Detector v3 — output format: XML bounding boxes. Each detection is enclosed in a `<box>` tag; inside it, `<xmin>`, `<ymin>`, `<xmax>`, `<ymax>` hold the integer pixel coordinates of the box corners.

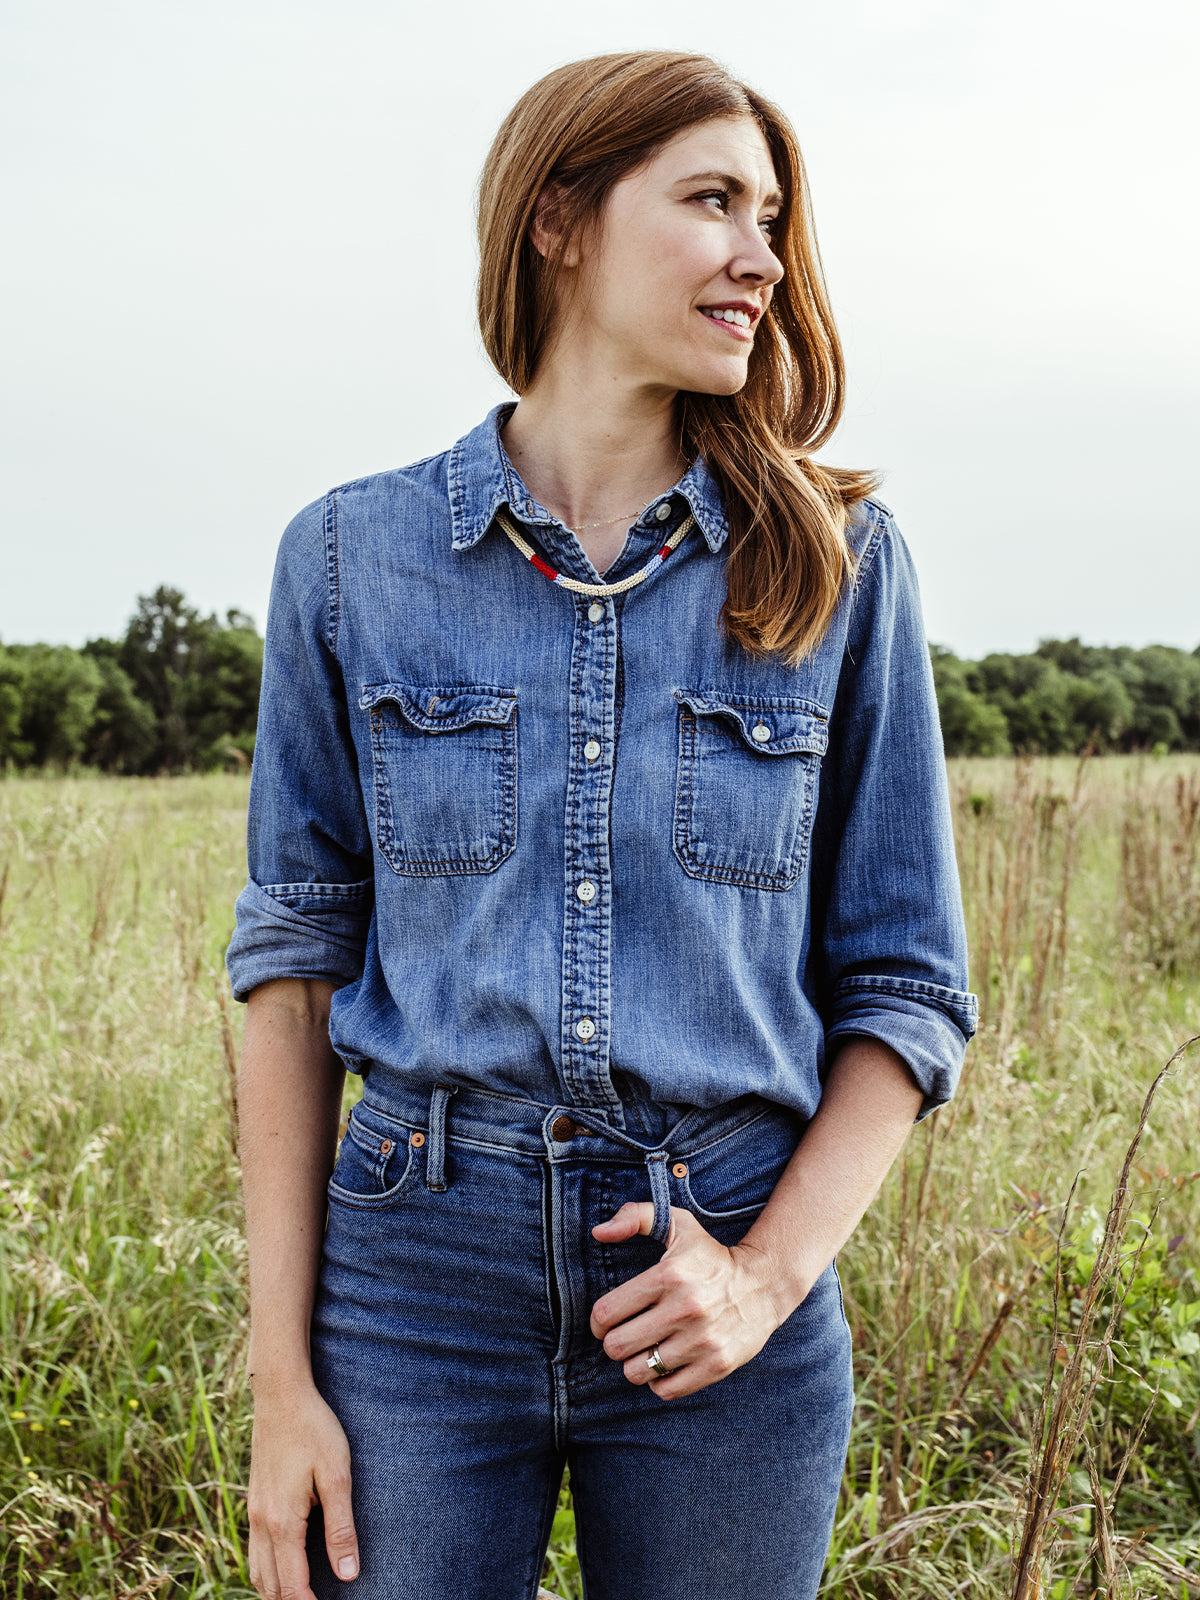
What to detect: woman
<box><xmin>227</xmin><ymin>50</ymin><xmax>976</xmax><ymax>1600</ymax></box>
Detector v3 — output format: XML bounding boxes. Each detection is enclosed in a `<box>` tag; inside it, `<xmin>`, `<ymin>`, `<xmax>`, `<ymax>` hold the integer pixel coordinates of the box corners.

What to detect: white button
<box><xmin>655</xmin><ymin>501</ymin><xmax>671</xmax><ymax>522</ymax></box>
<box><xmin>583</xmin><ymin>738</ymin><xmax>601</xmax><ymax>762</ymax></box>
<box><xmin>751</xmin><ymin>722</ymin><xmax>771</xmax><ymax>743</ymax></box>
<box><xmin>575</xmin><ymin>1016</ymin><xmax>596</xmax><ymax>1041</ymax></box>
<box><xmin>576</xmin><ymin>879</ymin><xmax>597</xmax><ymax>904</ymax></box>
<box><xmin>588</xmin><ymin>602</ymin><xmax>605</xmax><ymax>622</ymax></box>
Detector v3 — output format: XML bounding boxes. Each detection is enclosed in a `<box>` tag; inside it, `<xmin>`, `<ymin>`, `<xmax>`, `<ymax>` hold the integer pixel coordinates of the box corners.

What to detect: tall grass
<box><xmin>1</xmin><ymin>760</ymin><xmax>1198</xmax><ymax>1597</ymax></box>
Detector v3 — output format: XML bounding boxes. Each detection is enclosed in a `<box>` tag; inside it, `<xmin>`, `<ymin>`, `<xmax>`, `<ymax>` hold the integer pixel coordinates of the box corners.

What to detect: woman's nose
<box><xmin>733</xmin><ymin>228</ymin><xmax>784</xmax><ymax>287</ymax></box>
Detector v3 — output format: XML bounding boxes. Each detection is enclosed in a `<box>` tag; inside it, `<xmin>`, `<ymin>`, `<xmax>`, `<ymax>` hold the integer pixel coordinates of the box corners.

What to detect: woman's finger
<box><xmin>600</xmin><ymin>1304</ymin><xmax>677</xmax><ymax>1363</ymax></box>
<box><xmin>624</xmin><ymin>1336</ymin><xmax>690</xmax><ymax>1387</ymax></box>
<box><xmin>248</xmin><ymin>1531</ymin><xmax>280</xmax><ymax>1600</ymax></box>
<box><xmin>590</xmin><ymin>1200</ymin><xmax>657</xmax><ymax>1241</ymax></box>
<box><xmin>315</xmin><ymin>1457</ymin><xmax>360</xmax><ymax>1583</ymax></box>
<box><xmin>269</xmin><ymin>1507</ymin><xmax>318</xmax><ymax>1600</ymax></box>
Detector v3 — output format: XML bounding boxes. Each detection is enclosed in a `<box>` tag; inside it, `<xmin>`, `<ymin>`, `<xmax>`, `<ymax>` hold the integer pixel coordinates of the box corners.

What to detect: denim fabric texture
<box><xmin>305</xmin><ymin>1081</ymin><xmax>855</xmax><ymax>1600</ymax></box>
<box><xmin>226</xmin><ymin>402</ymin><xmax>977</xmax><ymax>1124</ymax></box>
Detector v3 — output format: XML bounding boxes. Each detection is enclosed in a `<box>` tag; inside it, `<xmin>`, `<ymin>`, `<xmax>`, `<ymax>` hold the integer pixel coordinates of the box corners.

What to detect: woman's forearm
<box><xmin>239</xmin><ymin>977</ymin><xmax>344</xmax><ymax>1393</ymax></box>
<box><xmin>736</xmin><ymin>1038</ymin><xmax>925</xmax><ymax>1322</ymax></box>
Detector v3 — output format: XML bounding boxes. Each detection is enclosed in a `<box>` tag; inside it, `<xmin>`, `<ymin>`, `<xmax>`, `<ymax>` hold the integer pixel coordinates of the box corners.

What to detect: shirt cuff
<box><xmin>825</xmin><ymin>975</ymin><xmax>979</xmax><ymax>1121</ymax></box>
<box><xmin>225</xmin><ymin>877</ymin><xmax>372</xmax><ymax>1002</ymax></box>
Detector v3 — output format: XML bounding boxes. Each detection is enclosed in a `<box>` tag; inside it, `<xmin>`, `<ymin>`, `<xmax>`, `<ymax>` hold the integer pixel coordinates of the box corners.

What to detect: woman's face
<box><xmin>555</xmin><ymin>116</ymin><xmax>785</xmax><ymax>398</ymax></box>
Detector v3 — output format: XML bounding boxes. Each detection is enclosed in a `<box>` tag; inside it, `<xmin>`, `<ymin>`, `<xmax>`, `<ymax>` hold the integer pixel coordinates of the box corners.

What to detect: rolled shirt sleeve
<box><xmin>225</xmin><ymin>494</ymin><xmax>374</xmax><ymax>1003</ymax></box>
<box><xmin>812</xmin><ymin>508</ymin><xmax>978</xmax><ymax>1118</ymax></box>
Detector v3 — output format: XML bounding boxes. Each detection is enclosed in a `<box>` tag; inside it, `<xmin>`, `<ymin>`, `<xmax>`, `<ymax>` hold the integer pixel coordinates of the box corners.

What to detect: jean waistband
<box><xmin>349</xmin><ymin>1082</ymin><xmax>798</xmax><ymax>1246</ymax></box>
<box><xmin>352</xmin><ymin>1081</ymin><xmax>789</xmax><ymax>1162</ymax></box>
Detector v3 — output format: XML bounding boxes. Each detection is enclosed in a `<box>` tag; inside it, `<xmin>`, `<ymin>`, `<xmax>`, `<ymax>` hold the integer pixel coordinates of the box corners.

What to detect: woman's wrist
<box><xmin>732</xmin><ymin>1233</ymin><xmax>825</xmax><ymax>1329</ymax></box>
<box><xmin>248</xmin><ymin>1358</ymin><xmax>319</xmax><ymax>1403</ymax></box>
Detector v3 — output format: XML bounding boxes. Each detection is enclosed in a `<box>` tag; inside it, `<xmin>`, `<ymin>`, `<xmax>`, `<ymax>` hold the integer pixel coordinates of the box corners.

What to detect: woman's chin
<box><xmin>681</xmin><ymin>365</ymin><xmax>751</xmax><ymax>398</ymax></box>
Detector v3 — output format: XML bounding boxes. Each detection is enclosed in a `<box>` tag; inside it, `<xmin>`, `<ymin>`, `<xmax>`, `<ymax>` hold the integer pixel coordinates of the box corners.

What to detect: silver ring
<box><xmin>646</xmin><ymin>1345</ymin><xmax>671</xmax><ymax>1379</ymax></box>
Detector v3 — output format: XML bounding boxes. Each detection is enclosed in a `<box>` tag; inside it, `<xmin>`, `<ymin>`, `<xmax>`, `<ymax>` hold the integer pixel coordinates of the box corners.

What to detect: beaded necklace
<box><xmin>495</xmin><ymin>507</ymin><xmax>695</xmax><ymax>600</ymax></box>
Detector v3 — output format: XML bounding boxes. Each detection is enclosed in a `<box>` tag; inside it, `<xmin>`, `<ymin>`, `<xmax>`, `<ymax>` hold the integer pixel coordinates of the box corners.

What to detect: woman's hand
<box><xmin>590</xmin><ymin>1042</ymin><xmax>925</xmax><ymax>1403</ymax></box>
<box><xmin>589</xmin><ymin>1204</ymin><xmax>801</xmax><ymax>1400</ymax></box>
<box><xmin>247</xmin><ymin>1379</ymin><xmax>360</xmax><ymax>1600</ymax></box>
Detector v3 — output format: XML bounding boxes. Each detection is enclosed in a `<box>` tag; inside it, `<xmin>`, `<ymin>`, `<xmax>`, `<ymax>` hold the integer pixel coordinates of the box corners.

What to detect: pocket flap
<box><xmin>360</xmin><ymin>683</ymin><xmax>518</xmax><ymax>732</ymax></box>
<box><xmin>676</xmin><ymin>690</ymin><xmax>829</xmax><ymax>756</ymax></box>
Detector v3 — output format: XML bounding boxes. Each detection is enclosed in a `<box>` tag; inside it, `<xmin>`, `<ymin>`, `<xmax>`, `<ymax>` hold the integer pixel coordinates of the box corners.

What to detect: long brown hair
<box><xmin>476</xmin><ymin>51</ymin><xmax>877</xmax><ymax>664</ymax></box>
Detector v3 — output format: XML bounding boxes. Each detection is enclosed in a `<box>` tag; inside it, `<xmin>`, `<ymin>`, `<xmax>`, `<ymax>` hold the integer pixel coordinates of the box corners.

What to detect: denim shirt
<box><xmin>226</xmin><ymin>403</ymin><xmax>977</xmax><ymax>1126</ymax></box>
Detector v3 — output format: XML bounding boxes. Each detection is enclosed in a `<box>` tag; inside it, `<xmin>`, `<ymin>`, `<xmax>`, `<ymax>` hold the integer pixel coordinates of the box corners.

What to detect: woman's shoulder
<box><xmin>328</xmin><ymin>445</ymin><xmax>456</xmax><ymax>527</ymax></box>
<box><xmin>275</xmin><ymin>445</ymin><xmax>458</xmax><ymax>567</ymax></box>
<box><xmin>845</xmin><ymin>493</ymin><xmax>898</xmax><ymax>567</ymax></box>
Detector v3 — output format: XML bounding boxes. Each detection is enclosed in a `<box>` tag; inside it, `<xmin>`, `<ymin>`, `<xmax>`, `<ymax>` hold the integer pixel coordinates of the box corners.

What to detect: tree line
<box><xmin>0</xmin><ymin>589</ymin><xmax>262</xmax><ymax>773</ymax></box>
<box><xmin>2</xmin><ymin>588</ymin><xmax>1198</xmax><ymax>771</ymax></box>
<box><xmin>933</xmin><ymin>638</ymin><xmax>1200</xmax><ymax>756</ymax></box>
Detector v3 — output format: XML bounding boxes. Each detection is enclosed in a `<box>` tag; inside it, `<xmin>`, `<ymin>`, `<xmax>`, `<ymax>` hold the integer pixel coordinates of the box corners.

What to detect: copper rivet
<box><xmin>672</xmin><ymin>1162</ymin><xmax>688</xmax><ymax>1178</ymax></box>
<box><xmin>410</xmin><ymin>1131</ymin><xmax>426</xmax><ymax>1147</ymax></box>
<box><xmin>379</xmin><ymin>1139</ymin><xmax>393</xmax><ymax>1154</ymax></box>
<box><xmin>551</xmin><ymin>1115</ymin><xmax>576</xmax><ymax>1142</ymax></box>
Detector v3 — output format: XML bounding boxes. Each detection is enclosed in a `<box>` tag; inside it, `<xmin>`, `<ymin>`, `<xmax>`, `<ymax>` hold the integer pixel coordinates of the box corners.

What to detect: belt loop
<box><xmin>645</xmin><ymin>1150</ymin><xmax>672</xmax><ymax>1245</ymax></box>
<box><xmin>426</xmin><ymin>1083</ymin><xmax>457</xmax><ymax>1193</ymax></box>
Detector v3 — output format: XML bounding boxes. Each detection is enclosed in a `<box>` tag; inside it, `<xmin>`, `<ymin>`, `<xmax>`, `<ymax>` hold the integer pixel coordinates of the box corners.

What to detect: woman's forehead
<box><xmin>638</xmin><ymin>118</ymin><xmax>782</xmax><ymax>202</ymax></box>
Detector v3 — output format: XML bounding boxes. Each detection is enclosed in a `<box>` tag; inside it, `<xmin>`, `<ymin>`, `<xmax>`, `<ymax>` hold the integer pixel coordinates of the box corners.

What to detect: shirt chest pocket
<box><xmin>360</xmin><ymin>684</ymin><xmax>518</xmax><ymax>876</ymax></box>
<box><xmin>673</xmin><ymin>690</ymin><xmax>829</xmax><ymax>891</ymax></box>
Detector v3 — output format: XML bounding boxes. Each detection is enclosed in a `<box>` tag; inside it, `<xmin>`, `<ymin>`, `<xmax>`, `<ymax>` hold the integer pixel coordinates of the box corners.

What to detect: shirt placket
<box><xmin>559</xmin><ymin>588</ymin><xmax>623</xmax><ymax>1122</ymax></box>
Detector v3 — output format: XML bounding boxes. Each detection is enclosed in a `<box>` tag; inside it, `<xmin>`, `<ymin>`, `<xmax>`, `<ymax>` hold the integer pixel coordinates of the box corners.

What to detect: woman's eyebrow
<box><xmin>675</xmin><ymin>170</ymin><xmax>784</xmax><ymax>207</ymax></box>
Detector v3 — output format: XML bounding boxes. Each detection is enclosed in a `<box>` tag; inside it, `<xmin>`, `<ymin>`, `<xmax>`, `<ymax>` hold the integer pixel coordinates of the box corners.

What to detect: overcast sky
<box><xmin>2</xmin><ymin>0</ymin><xmax>1196</xmax><ymax>657</ymax></box>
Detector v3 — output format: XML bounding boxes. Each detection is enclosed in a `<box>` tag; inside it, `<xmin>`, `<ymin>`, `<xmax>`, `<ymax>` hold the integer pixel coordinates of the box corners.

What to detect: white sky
<box><xmin>2</xmin><ymin>0</ymin><xmax>1197</xmax><ymax>657</ymax></box>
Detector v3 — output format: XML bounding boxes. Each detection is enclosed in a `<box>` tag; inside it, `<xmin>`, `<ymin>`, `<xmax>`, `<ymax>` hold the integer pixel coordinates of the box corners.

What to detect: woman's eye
<box><xmin>760</xmin><ymin>217</ymin><xmax>778</xmax><ymax>238</ymax></box>
<box><xmin>695</xmin><ymin>190</ymin><xmax>731</xmax><ymax>213</ymax></box>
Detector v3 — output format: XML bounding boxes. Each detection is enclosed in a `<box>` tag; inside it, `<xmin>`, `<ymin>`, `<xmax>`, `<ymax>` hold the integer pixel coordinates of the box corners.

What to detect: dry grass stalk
<box><xmin>951</xmin><ymin>1265</ymin><xmax>1038</xmax><ymax>1410</ymax></box>
<box><xmin>216</xmin><ymin>977</ymin><xmax>241</xmax><ymax>1157</ymax></box>
<box><xmin>1121</xmin><ymin>769</ymin><xmax>1200</xmax><ymax>976</ymax></box>
<box><xmin>1009</xmin><ymin>1033</ymin><xmax>1200</xmax><ymax>1600</ymax></box>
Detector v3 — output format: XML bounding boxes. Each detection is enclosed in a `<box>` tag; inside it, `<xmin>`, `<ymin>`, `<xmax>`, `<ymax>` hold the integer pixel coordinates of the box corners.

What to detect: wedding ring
<box><xmin>646</xmin><ymin>1345</ymin><xmax>671</xmax><ymax>1379</ymax></box>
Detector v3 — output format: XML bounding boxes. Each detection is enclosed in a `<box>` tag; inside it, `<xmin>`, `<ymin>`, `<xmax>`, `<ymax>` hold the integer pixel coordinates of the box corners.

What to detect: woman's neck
<box><xmin>501</xmin><ymin>369</ymin><xmax>687</xmax><ymax>572</ymax></box>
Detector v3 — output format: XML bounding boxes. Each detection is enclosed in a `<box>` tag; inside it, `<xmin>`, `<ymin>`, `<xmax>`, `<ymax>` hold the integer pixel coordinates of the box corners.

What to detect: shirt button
<box><xmin>575</xmin><ymin>1016</ymin><xmax>596</xmax><ymax>1042</ymax></box>
<box><xmin>584</xmin><ymin>738</ymin><xmax>601</xmax><ymax>762</ymax></box>
<box><xmin>655</xmin><ymin>501</ymin><xmax>671</xmax><ymax>521</ymax></box>
<box><xmin>588</xmin><ymin>602</ymin><xmax>605</xmax><ymax>623</ymax></box>
<box><xmin>576</xmin><ymin>879</ymin><xmax>597</xmax><ymax>904</ymax></box>
<box><xmin>751</xmin><ymin>722</ymin><xmax>771</xmax><ymax>743</ymax></box>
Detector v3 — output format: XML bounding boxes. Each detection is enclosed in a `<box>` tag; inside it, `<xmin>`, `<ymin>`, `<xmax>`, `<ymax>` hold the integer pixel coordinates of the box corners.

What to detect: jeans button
<box><xmin>551</xmin><ymin>1115</ymin><xmax>576</xmax><ymax>1142</ymax></box>
<box><xmin>672</xmin><ymin>1162</ymin><xmax>688</xmax><ymax>1178</ymax></box>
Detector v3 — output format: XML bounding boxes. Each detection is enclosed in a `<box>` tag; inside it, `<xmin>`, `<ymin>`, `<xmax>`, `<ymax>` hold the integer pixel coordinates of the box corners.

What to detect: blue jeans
<box><xmin>307</xmin><ymin>1082</ymin><xmax>854</xmax><ymax>1600</ymax></box>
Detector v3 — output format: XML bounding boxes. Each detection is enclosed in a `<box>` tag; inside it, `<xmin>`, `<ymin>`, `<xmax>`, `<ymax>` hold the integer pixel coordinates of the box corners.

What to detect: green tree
<box><xmin>0</xmin><ymin>645</ymin><xmax>27</xmax><ymax>765</ymax></box>
<box><xmin>116</xmin><ymin>588</ymin><xmax>262</xmax><ymax>771</ymax></box>
<box><xmin>79</xmin><ymin>642</ymin><xmax>159</xmax><ymax>773</ymax></box>
<box><xmin>930</xmin><ymin>646</ymin><xmax>1011</xmax><ymax>756</ymax></box>
<box><xmin>8</xmin><ymin>644</ymin><xmax>103</xmax><ymax>767</ymax></box>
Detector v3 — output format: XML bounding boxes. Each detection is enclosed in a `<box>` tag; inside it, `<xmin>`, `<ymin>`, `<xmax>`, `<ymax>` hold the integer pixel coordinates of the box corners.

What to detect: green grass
<box><xmin>1</xmin><ymin>760</ymin><xmax>1198</xmax><ymax>1597</ymax></box>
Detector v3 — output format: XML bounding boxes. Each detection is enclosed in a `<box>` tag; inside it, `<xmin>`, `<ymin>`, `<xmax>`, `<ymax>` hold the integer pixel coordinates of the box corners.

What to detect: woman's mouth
<box><xmin>698</xmin><ymin>306</ymin><xmax>754</xmax><ymax>341</ymax></box>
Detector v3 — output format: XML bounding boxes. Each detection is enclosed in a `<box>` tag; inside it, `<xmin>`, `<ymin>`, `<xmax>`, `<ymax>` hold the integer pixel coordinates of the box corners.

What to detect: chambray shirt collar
<box><xmin>447</xmin><ymin>402</ymin><xmax>730</xmax><ymax>555</ymax></box>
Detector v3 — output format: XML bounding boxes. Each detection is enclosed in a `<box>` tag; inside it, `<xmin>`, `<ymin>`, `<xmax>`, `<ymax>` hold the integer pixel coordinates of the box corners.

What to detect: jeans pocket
<box><xmin>361</xmin><ymin>683</ymin><xmax>518</xmax><ymax>876</ymax></box>
<box><xmin>673</xmin><ymin>690</ymin><xmax>828</xmax><ymax>890</ymax></box>
<box><xmin>675</xmin><ymin>1104</ymin><xmax>803</xmax><ymax>1223</ymax></box>
<box><xmin>327</xmin><ymin>1102</ymin><xmax>418</xmax><ymax>1210</ymax></box>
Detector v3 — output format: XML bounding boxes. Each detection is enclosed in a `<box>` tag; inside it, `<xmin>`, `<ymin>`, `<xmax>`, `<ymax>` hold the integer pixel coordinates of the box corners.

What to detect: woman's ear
<box><xmin>530</xmin><ymin>185</ymin><xmax>581</xmax><ymax>268</ymax></box>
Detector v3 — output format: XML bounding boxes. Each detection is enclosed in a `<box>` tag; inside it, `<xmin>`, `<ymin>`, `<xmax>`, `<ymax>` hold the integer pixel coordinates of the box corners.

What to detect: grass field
<box><xmin>2</xmin><ymin>758</ymin><xmax>1198</xmax><ymax>1597</ymax></box>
